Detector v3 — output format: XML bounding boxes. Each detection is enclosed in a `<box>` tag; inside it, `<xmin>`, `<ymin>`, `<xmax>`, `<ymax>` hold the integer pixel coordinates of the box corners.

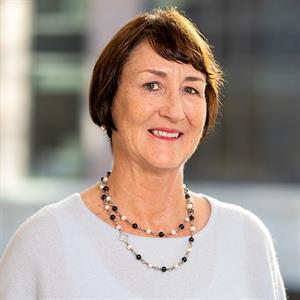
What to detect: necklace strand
<box><xmin>99</xmin><ymin>173</ymin><xmax>195</xmax><ymax>237</ymax></box>
<box><xmin>98</xmin><ymin>171</ymin><xmax>196</xmax><ymax>272</ymax></box>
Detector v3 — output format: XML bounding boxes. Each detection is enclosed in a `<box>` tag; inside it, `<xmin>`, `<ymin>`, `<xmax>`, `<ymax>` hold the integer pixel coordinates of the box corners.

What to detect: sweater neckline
<box><xmin>75</xmin><ymin>192</ymin><xmax>217</xmax><ymax>241</ymax></box>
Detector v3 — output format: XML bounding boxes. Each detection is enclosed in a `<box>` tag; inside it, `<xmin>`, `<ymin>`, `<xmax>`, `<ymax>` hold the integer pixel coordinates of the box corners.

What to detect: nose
<box><xmin>158</xmin><ymin>90</ymin><xmax>185</xmax><ymax>123</ymax></box>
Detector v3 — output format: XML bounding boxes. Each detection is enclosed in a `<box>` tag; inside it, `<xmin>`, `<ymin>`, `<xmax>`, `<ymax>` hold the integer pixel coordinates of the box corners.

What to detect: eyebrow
<box><xmin>139</xmin><ymin>69</ymin><xmax>206</xmax><ymax>83</ymax></box>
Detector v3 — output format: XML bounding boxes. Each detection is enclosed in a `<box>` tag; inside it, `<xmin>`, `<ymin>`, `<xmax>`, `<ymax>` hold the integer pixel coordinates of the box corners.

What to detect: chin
<box><xmin>144</xmin><ymin>156</ymin><xmax>185</xmax><ymax>171</ymax></box>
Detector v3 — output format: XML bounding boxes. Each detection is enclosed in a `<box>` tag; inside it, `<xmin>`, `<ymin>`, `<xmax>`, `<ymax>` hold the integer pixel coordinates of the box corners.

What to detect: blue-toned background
<box><xmin>1</xmin><ymin>0</ymin><xmax>299</xmax><ymax>297</ymax></box>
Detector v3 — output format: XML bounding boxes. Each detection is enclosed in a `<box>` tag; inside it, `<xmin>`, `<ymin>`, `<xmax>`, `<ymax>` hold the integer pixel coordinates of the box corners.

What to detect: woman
<box><xmin>0</xmin><ymin>7</ymin><xmax>287</xmax><ymax>299</ymax></box>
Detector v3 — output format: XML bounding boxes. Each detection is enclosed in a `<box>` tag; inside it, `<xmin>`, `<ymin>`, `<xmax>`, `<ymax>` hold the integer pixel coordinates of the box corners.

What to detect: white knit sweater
<box><xmin>0</xmin><ymin>193</ymin><xmax>287</xmax><ymax>299</ymax></box>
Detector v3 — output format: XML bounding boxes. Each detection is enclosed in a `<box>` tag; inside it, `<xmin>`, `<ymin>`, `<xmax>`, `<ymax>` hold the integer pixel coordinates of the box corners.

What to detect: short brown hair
<box><xmin>89</xmin><ymin>7</ymin><xmax>224</xmax><ymax>145</ymax></box>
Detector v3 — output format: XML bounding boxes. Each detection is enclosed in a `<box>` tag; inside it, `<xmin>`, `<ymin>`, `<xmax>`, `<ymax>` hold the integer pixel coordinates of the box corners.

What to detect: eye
<box><xmin>143</xmin><ymin>81</ymin><xmax>160</xmax><ymax>91</ymax></box>
<box><xmin>184</xmin><ymin>86</ymin><xmax>199</xmax><ymax>95</ymax></box>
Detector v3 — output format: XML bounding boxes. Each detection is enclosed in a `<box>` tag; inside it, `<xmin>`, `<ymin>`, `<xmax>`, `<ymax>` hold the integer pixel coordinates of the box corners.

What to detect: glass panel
<box><xmin>146</xmin><ymin>0</ymin><xmax>300</xmax><ymax>183</ymax></box>
<box><xmin>30</xmin><ymin>91</ymin><xmax>81</xmax><ymax>177</ymax></box>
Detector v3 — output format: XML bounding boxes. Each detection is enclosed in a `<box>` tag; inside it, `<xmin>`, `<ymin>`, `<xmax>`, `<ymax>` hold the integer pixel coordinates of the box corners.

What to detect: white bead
<box><xmin>121</xmin><ymin>215</ymin><xmax>127</xmax><ymax>221</ymax></box>
<box><xmin>187</xmin><ymin>247</ymin><xmax>192</xmax><ymax>252</ymax></box>
<box><xmin>146</xmin><ymin>229</ymin><xmax>151</xmax><ymax>234</ymax></box>
<box><xmin>190</xmin><ymin>226</ymin><xmax>196</xmax><ymax>232</ymax></box>
<box><xmin>174</xmin><ymin>264</ymin><xmax>179</xmax><ymax>269</ymax></box>
<box><xmin>106</xmin><ymin>196</ymin><xmax>111</xmax><ymax>201</ymax></box>
<box><xmin>102</xmin><ymin>176</ymin><xmax>108</xmax><ymax>183</ymax></box>
<box><xmin>171</xmin><ymin>230</ymin><xmax>176</xmax><ymax>235</ymax></box>
<box><xmin>185</xmin><ymin>217</ymin><xmax>190</xmax><ymax>222</ymax></box>
<box><xmin>104</xmin><ymin>205</ymin><xmax>110</xmax><ymax>210</ymax></box>
<box><xmin>189</xmin><ymin>198</ymin><xmax>194</xmax><ymax>203</ymax></box>
<box><xmin>183</xmin><ymin>184</ymin><xmax>186</xmax><ymax>189</ymax></box>
<box><xmin>116</xmin><ymin>225</ymin><xmax>121</xmax><ymax>230</ymax></box>
<box><xmin>147</xmin><ymin>263</ymin><xmax>153</xmax><ymax>268</ymax></box>
<box><xmin>187</xmin><ymin>203</ymin><xmax>193</xmax><ymax>209</ymax></box>
<box><xmin>126</xmin><ymin>244</ymin><xmax>132</xmax><ymax>250</ymax></box>
<box><xmin>99</xmin><ymin>184</ymin><xmax>105</xmax><ymax>190</ymax></box>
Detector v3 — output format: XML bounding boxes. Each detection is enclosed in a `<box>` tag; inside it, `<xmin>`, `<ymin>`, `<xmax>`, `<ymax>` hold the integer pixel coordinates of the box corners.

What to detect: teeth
<box><xmin>152</xmin><ymin>130</ymin><xmax>180</xmax><ymax>138</ymax></box>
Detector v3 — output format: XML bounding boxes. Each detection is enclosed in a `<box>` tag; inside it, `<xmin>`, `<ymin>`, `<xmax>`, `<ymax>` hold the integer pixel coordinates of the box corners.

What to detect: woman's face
<box><xmin>111</xmin><ymin>41</ymin><xmax>207</xmax><ymax>171</ymax></box>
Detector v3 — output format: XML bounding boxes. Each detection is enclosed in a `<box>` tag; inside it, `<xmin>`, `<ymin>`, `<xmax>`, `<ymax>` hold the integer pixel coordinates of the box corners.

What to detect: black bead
<box><xmin>185</xmin><ymin>194</ymin><xmax>190</xmax><ymax>199</ymax></box>
<box><xmin>179</xmin><ymin>224</ymin><xmax>184</xmax><ymax>230</ymax></box>
<box><xmin>189</xmin><ymin>215</ymin><xmax>195</xmax><ymax>221</ymax></box>
<box><xmin>159</xmin><ymin>232</ymin><xmax>164</xmax><ymax>237</ymax></box>
<box><xmin>110</xmin><ymin>215</ymin><xmax>115</xmax><ymax>220</ymax></box>
<box><xmin>188</xmin><ymin>209</ymin><xmax>194</xmax><ymax>214</ymax></box>
<box><xmin>106</xmin><ymin>171</ymin><xmax>111</xmax><ymax>176</ymax></box>
<box><xmin>136</xmin><ymin>254</ymin><xmax>142</xmax><ymax>260</ymax></box>
<box><xmin>132</xmin><ymin>223</ymin><xmax>138</xmax><ymax>229</ymax></box>
<box><xmin>189</xmin><ymin>237</ymin><xmax>194</xmax><ymax>243</ymax></box>
<box><xmin>182</xmin><ymin>257</ymin><xmax>187</xmax><ymax>263</ymax></box>
<box><xmin>112</xmin><ymin>206</ymin><xmax>118</xmax><ymax>211</ymax></box>
<box><xmin>161</xmin><ymin>266</ymin><xmax>167</xmax><ymax>272</ymax></box>
<box><xmin>103</xmin><ymin>186</ymin><xmax>109</xmax><ymax>192</ymax></box>
<box><xmin>100</xmin><ymin>176</ymin><xmax>104</xmax><ymax>182</ymax></box>
<box><xmin>101</xmin><ymin>194</ymin><xmax>107</xmax><ymax>200</ymax></box>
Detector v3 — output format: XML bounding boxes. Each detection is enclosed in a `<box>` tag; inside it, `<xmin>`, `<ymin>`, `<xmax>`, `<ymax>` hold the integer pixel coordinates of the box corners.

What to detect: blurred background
<box><xmin>0</xmin><ymin>0</ymin><xmax>299</xmax><ymax>297</ymax></box>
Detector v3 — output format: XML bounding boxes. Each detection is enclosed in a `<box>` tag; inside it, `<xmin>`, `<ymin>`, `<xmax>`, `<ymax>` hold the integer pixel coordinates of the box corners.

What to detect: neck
<box><xmin>106</xmin><ymin>160</ymin><xmax>187</xmax><ymax>232</ymax></box>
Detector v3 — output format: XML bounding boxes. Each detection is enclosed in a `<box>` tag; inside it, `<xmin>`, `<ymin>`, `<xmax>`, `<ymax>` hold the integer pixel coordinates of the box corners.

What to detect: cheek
<box><xmin>187</xmin><ymin>101</ymin><xmax>207</xmax><ymax>129</ymax></box>
<box><xmin>112</xmin><ymin>96</ymin><xmax>153</xmax><ymax>131</ymax></box>
<box><xmin>126</xmin><ymin>93</ymin><xmax>156</xmax><ymax>122</ymax></box>
<box><xmin>126</xmin><ymin>103</ymin><xmax>153</xmax><ymax>128</ymax></box>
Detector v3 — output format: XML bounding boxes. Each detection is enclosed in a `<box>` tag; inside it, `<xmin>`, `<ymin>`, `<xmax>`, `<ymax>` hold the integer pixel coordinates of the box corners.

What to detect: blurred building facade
<box><xmin>161</xmin><ymin>0</ymin><xmax>300</xmax><ymax>183</ymax></box>
<box><xmin>2</xmin><ymin>0</ymin><xmax>299</xmax><ymax>183</ymax></box>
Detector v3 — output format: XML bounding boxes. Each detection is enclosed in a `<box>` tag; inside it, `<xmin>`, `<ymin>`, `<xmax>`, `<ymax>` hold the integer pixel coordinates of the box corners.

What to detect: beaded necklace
<box><xmin>99</xmin><ymin>171</ymin><xmax>196</xmax><ymax>272</ymax></box>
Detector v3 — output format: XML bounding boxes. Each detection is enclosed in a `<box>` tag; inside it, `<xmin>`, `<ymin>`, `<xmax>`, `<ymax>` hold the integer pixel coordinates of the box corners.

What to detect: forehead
<box><xmin>123</xmin><ymin>41</ymin><xmax>206</xmax><ymax>80</ymax></box>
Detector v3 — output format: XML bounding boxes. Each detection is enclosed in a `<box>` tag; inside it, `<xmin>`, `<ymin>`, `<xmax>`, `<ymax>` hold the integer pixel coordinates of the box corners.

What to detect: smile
<box><xmin>148</xmin><ymin>129</ymin><xmax>183</xmax><ymax>141</ymax></box>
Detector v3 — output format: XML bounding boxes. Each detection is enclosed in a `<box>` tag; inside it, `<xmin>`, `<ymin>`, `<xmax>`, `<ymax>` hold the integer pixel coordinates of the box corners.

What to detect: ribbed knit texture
<box><xmin>0</xmin><ymin>192</ymin><xmax>287</xmax><ymax>299</ymax></box>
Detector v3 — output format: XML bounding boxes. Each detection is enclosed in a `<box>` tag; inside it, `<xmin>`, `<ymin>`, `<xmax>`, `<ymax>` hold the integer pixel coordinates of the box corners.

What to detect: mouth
<box><xmin>148</xmin><ymin>129</ymin><xmax>183</xmax><ymax>140</ymax></box>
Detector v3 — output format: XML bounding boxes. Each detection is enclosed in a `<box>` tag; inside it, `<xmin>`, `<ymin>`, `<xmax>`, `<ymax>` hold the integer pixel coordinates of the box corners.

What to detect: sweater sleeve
<box><xmin>0</xmin><ymin>220</ymin><xmax>38</xmax><ymax>299</ymax></box>
<box><xmin>239</xmin><ymin>205</ymin><xmax>288</xmax><ymax>300</ymax></box>
<box><xmin>265</xmin><ymin>232</ymin><xmax>288</xmax><ymax>300</ymax></box>
<box><xmin>0</xmin><ymin>206</ymin><xmax>58</xmax><ymax>299</ymax></box>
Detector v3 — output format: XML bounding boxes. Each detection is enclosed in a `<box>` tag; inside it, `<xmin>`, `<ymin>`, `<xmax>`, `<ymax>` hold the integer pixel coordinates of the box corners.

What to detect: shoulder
<box><xmin>0</xmin><ymin>193</ymin><xmax>80</xmax><ymax>296</ymax></box>
<box><xmin>195</xmin><ymin>192</ymin><xmax>272</xmax><ymax>240</ymax></box>
<box><xmin>1</xmin><ymin>193</ymin><xmax>79</xmax><ymax>258</ymax></box>
<box><xmin>15</xmin><ymin>193</ymin><xmax>79</xmax><ymax>234</ymax></box>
